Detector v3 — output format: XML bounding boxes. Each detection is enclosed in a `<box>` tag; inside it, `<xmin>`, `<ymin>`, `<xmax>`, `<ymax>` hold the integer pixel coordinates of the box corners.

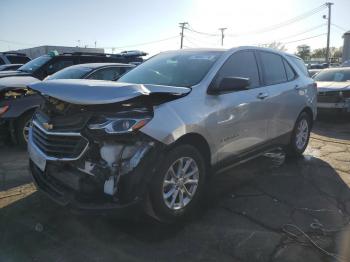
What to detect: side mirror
<box><xmin>209</xmin><ymin>77</ymin><xmax>250</xmax><ymax>94</ymax></box>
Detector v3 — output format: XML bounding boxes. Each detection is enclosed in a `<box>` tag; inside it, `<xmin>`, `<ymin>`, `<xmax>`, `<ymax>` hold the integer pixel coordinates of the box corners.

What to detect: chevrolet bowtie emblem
<box><xmin>43</xmin><ymin>122</ymin><xmax>53</xmax><ymax>130</ymax></box>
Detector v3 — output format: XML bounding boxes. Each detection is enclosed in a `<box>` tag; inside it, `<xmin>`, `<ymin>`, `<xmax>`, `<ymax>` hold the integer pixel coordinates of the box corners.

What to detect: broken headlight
<box><xmin>88</xmin><ymin>118</ymin><xmax>150</xmax><ymax>134</ymax></box>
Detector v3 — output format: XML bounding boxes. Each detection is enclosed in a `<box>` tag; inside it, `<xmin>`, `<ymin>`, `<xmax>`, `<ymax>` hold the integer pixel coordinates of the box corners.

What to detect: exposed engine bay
<box><xmin>28</xmin><ymin>80</ymin><xmax>190</xmax><ymax>209</ymax></box>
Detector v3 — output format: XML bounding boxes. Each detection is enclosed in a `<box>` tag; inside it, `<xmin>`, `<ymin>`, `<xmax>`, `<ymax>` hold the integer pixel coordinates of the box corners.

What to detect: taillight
<box><xmin>0</xmin><ymin>105</ymin><xmax>9</xmax><ymax>115</ymax></box>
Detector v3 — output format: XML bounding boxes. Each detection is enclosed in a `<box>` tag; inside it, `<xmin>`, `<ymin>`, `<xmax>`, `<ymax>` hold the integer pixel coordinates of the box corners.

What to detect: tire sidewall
<box><xmin>290</xmin><ymin>112</ymin><xmax>311</xmax><ymax>155</ymax></box>
<box><xmin>16</xmin><ymin>112</ymin><xmax>33</xmax><ymax>147</ymax></box>
<box><xmin>149</xmin><ymin>144</ymin><xmax>207</xmax><ymax>223</ymax></box>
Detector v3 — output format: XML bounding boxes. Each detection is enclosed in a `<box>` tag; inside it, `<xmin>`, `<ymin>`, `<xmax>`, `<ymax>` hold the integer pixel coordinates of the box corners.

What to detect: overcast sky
<box><xmin>0</xmin><ymin>0</ymin><xmax>349</xmax><ymax>56</ymax></box>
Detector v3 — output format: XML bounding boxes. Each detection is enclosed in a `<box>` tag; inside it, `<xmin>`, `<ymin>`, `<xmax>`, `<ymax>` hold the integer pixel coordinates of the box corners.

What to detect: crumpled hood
<box><xmin>28</xmin><ymin>79</ymin><xmax>191</xmax><ymax>105</ymax></box>
<box><xmin>0</xmin><ymin>76</ymin><xmax>40</xmax><ymax>92</ymax></box>
<box><xmin>316</xmin><ymin>81</ymin><xmax>350</xmax><ymax>92</ymax></box>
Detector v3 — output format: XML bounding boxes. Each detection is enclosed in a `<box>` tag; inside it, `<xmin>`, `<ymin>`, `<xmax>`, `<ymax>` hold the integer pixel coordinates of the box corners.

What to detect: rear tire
<box><xmin>16</xmin><ymin>111</ymin><xmax>33</xmax><ymax>148</ymax></box>
<box><xmin>146</xmin><ymin>144</ymin><xmax>207</xmax><ymax>223</ymax></box>
<box><xmin>285</xmin><ymin>112</ymin><xmax>311</xmax><ymax>158</ymax></box>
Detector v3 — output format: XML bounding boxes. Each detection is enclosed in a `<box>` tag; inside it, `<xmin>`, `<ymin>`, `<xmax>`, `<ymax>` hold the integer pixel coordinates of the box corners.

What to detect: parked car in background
<box><xmin>0</xmin><ymin>52</ymin><xmax>30</xmax><ymax>66</ymax></box>
<box><xmin>0</xmin><ymin>64</ymin><xmax>23</xmax><ymax>71</ymax></box>
<box><xmin>308</xmin><ymin>63</ymin><xmax>328</xmax><ymax>69</ymax></box>
<box><xmin>0</xmin><ymin>50</ymin><xmax>146</xmax><ymax>80</ymax></box>
<box><xmin>46</xmin><ymin>63</ymin><xmax>135</xmax><ymax>81</ymax></box>
<box><xmin>342</xmin><ymin>60</ymin><xmax>350</xmax><ymax>67</ymax></box>
<box><xmin>314</xmin><ymin>67</ymin><xmax>350</xmax><ymax>113</ymax></box>
<box><xmin>27</xmin><ymin>47</ymin><xmax>317</xmax><ymax>223</ymax></box>
<box><xmin>0</xmin><ymin>56</ymin><xmax>141</xmax><ymax>146</ymax></box>
<box><xmin>308</xmin><ymin>69</ymin><xmax>321</xmax><ymax>78</ymax></box>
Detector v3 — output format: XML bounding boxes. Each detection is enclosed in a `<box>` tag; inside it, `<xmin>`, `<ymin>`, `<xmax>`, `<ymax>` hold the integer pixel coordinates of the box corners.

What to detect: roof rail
<box><xmin>60</xmin><ymin>51</ymin><xmax>147</xmax><ymax>57</ymax></box>
<box><xmin>61</xmin><ymin>52</ymin><xmax>109</xmax><ymax>56</ymax></box>
<box><xmin>2</xmin><ymin>52</ymin><xmax>27</xmax><ymax>56</ymax></box>
<box><xmin>120</xmin><ymin>50</ymin><xmax>148</xmax><ymax>57</ymax></box>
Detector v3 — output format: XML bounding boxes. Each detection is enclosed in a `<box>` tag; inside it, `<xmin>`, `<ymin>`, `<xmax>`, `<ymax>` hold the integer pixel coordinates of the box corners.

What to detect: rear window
<box><xmin>6</xmin><ymin>55</ymin><xmax>30</xmax><ymax>64</ymax></box>
<box><xmin>314</xmin><ymin>69</ymin><xmax>350</xmax><ymax>82</ymax></box>
<box><xmin>46</xmin><ymin>66</ymin><xmax>92</xmax><ymax>80</ymax></box>
<box><xmin>289</xmin><ymin>56</ymin><xmax>309</xmax><ymax>76</ymax></box>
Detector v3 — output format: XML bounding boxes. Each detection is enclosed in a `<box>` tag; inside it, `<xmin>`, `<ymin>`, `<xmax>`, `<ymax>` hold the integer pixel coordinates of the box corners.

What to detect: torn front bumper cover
<box><xmin>28</xmin><ymin>125</ymin><xmax>164</xmax><ymax>212</ymax></box>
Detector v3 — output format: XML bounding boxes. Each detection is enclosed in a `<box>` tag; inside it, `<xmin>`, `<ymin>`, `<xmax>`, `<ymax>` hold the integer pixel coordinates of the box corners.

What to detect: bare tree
<box><xmin>261</xmin><ymin>41</ymin><xmax>287</xmax><ymax>51</ymax></box>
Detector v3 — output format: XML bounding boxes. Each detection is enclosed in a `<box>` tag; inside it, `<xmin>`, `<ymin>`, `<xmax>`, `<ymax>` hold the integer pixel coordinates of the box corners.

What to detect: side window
<box><xmin>216</xmin><ymin>51</ymin><xmax>260</xmax><ymax>88</ymax></box>
<box><xmin>289</xmin><ymin>56</ymin><xmax>309</xmax><ymax>77</ymax></box>
<box><xmin>260</xmin><ymin>52</ymin><xmax>287</xmax><ymax>85</ymax></box>
<box><xmin>78</xmin><ymin>56</ymin><xmax>106</xmax><ymax>64</ymax></box>
<box><xmin>46</xmin><ymin>59</ymin><xmax>74</xmax><ymax>75</ymax></box>
<box><xmin>0</xmin><ymin>57</ymin><xmax>5</xmax><ymax>65</ymax></box>
<box><xmin>283</xmin><ymin>59</ymin><xmax>296</xmax><ymax>81</ymax></box>
<box><xmin>88</xmin><ymin>67</ymin><xmax>123</xmax><ymax>81</ymax></box>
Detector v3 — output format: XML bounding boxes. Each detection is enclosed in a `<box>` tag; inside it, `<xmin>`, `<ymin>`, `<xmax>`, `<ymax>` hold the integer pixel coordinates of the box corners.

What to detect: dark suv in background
<box><xmin>0</xmin><ymin>51</ymin><xmax>146</xmax><ymax>146</ymax></box>
<box><xmin>0</xmin><ymin>52</ymin><xmax>31</xmax><ymax>66</ymax></box>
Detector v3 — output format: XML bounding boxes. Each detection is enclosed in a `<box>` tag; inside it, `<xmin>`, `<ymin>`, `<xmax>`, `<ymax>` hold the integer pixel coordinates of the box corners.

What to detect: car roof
<box><xmin>65</xmin><ymin>63</ymin><xmax>135</xmax><ymax>70</ymax></box>
<box><xmin>158</xmin><ymin>47</ymin><xmax>301</xmax><ymax>60</ymax></box>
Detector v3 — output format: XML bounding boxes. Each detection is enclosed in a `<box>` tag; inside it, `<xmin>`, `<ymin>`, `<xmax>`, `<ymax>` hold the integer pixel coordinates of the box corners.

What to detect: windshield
<box><xmin>314</xmin><ymin>69</ymin><xmax>350</xmax><ymax>82</ymax></box>
<box><xmin>18</xmin><ymin>55</ymin><xmax>51</xmax><ymax>73</ymax></box>
<box><xmin>118</xmin><ymin>51</ymin><xmax>223</xmax><ymax>87</ymax></box>
<box><xmin>46</xmin><ymin>66</ymin><xmax>92</xmax><ymax>80</ymax></box>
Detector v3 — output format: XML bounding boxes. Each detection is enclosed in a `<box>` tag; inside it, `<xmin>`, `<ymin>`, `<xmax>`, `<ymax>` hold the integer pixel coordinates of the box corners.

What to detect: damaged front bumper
<box><xmin>28</xmin><ymin>120</ymin><xmax>165</xmax><ymax>212</ymax></box>
<box><xmin>317</xmin><ymin>99</ymin><xmax>350</xmax><ymax>112</ymax></box>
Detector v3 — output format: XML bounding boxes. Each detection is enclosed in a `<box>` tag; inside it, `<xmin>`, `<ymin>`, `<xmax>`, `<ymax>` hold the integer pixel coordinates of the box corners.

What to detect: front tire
<box><xmin>147</xmin><ymin>144</ymin><xmax>207</xmax><ymax>223</ymax></box>
<box><xmin>16</xmin><ymin>111</ymin><xmax>33</xmax><ymax>148</ymax></box>
<box><xmin>285</xmin><ymin>112</ymin><xmax>311</xmax><ymax>157</ymax></box>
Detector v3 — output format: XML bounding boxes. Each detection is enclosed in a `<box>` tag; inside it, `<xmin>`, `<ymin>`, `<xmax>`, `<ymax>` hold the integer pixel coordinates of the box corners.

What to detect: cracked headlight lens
<box><xmin>88</xmin><ymin>118</ymin><xmax>150</xmax><ymax>134</ymax></box>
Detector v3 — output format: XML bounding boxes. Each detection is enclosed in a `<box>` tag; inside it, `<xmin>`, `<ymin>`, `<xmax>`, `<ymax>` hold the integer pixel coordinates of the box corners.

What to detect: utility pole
<box><xmin>219</xmin><ymin>28</ymin><xmax>227</xmax><ymax>46</ymax></box>
<box><xmin>325</xmin><ymin>2</ymin><xmax>334</xmax><ymax>64</ymax></box>
<box><xmin>179</xmin><ymin>22</ymin><xmax>188</xmax><ymax>49</ymax></box>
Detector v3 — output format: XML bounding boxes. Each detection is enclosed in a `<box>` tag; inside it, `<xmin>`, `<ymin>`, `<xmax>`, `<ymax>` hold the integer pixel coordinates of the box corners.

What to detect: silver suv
<box><xmin>28</xmin><ymin>47</ymin><xmax>317</xmax><ymax>222</ymax></box>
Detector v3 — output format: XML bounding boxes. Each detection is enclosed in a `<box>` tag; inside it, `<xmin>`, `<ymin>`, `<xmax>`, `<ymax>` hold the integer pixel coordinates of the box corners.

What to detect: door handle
<box><xmin>257</xmin><ymin>92</ymin><xmax>269</xmax><ymax>99</ymax></box>
<box><xmin>294</xmin><ymin>85</ymin><xmax>302</xmax><ymax>90</ymax></box>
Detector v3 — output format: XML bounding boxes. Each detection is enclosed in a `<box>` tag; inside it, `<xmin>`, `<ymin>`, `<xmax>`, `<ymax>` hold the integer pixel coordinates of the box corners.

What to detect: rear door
<box><xmin>257</xmin><ymin>51</ymin><xmax>303</xmax><ymax>140</ymax></box>
<box><xmin>207</xmin><ymin>50</ymin><xmax>272</xmax><ymax>163</ymax></box>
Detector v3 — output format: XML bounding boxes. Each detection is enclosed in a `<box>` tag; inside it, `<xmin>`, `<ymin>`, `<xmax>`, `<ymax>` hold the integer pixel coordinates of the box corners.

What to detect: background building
<box><xmin>12</xmin><ymin>45</ymin><xmax>104</xmax><ymax>59</ymax></box>
<box><xmin>342</xmin><ymin>31</ymin><xmax>350</xmax><ymax>63</ymax></box>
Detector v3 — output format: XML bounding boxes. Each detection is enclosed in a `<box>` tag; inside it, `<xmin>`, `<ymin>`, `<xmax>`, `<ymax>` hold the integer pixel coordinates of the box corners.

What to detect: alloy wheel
<box><xmin>162</xmin><ymin>157</ymin><xmax>199</xmax><ymax>210</ymax></box>
<box><xmin>295</xmin><ymin>118</ymin><xmax>309</xmax><ymax>150</ymax></box>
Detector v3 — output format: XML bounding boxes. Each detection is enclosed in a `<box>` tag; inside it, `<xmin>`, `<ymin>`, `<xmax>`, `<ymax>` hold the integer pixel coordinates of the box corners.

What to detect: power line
<box><xmin>258</xmin><ymin>23</ymin><xmax>326</xmax><ymax>45</ymax></box>
<box><xmin>275</xmin><ymin>24</ymin><xmax>326</xmax><ymax>41</ymax></box>
<box><xmin>226</xmin><ymin>4</ymin><xmax>327</xmax><ymax>36</ymax></box>
<box><xmin>281</xmin><ymin>33</ymin><xmax>327</xmax><ymax>44</ymax></box>
<box><xmin>0</xmin><ymin>39</ymin><xmax>37</xmax><ymax>46</ymax></box>
<box><xmin>183</xmin><ymin>36</ymin><xmax>200</xmax><ymax>48</ymax></box>
<box><xmin>185</xmin><ymin>25</ymin><xmax>219</xmax><ymax>37</ymax></box>
<box><xmin>184</xmin><ymin>35</ymin><xmax>219</xmax><ymax>46</ymax></box>
<box><xmin>101</xmin><ymin>36</ymin><xmax>179</xmax><ymax>49</ymax></box>
<box><xmin>182</xmin><ymin>4</ymin><xmax>327</xmax><ymax>40</ymax></box>
<box><xmin>331</xmin><ymin>23</ymin><xmax>347</xmax><ymax>31</ymax></box>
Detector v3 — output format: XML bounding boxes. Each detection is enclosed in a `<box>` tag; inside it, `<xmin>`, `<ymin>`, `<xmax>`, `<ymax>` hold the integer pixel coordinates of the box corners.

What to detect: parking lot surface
<box><xmin>1</xmin><ymin>119</ymin><xmax>350</xmax><ymax>262</ymax></box>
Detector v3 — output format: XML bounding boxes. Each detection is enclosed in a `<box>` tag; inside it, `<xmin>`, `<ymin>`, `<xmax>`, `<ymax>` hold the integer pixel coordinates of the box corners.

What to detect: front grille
<box><xmin>32</xmin><ymin>122</ymin><xmax>88</xmax><ymax>159</ymax></box>
<box><xmin>317</xmin><ymin>91</ymin><xmax>343</xmax><ymax>103</ymax></box>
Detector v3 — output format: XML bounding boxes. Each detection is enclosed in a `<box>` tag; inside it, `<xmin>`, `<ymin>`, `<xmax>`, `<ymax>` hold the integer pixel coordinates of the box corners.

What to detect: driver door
<box><xmin>206</xmin><ymin>50</ymin><xmax>271</xmax><ymax>163</ymax></box>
